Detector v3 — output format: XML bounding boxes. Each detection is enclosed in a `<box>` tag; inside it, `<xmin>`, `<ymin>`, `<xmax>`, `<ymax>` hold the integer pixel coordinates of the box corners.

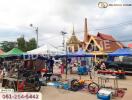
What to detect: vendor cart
<box><xmin>97</xmin><ymin>75</ymin><xmax>118</xmax><ymax>89</ymax></box>
<box><xmin>1</xmin><ymin>56</ymin><xmax>48</xmax><ymax>92</ymax></box>
<box><xmin>97</xmin><ymin>75</ymin><xmax>126</xmax><ymax>98</ymax></box>
<box><xmin>97</xmin><ymin>70</ymin><xmax>126</xmax><ymax>79</ymax></box>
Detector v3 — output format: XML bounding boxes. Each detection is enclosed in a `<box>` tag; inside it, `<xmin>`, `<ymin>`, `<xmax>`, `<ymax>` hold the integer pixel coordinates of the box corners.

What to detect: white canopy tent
<box><xmin>27</xmin><ymin>44</ymin><xmax>64</xmax><ymax>55</ymax></box>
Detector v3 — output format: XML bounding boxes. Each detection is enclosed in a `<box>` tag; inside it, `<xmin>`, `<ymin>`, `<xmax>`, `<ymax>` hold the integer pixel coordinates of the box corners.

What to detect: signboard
<box><xmin>0</xmin><ymin>92</ymin><xmax>42</xmax><ymax>100</ymax></box>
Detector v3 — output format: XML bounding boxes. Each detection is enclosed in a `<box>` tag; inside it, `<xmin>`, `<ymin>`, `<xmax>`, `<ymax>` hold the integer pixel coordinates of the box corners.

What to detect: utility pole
<box><xmin>30</xmin><ymin>24</ymin><xmax>39</xmax><ymax>48</ymax></box>
<box><xmin>61</xmin><ymin>31</ymin><xmax>67</xmax><ymax>51</ymax></box>
<box><xmin>61</xmin><ymin>31</ymin><xmax>68</xmax><ymax>79</ymax></box>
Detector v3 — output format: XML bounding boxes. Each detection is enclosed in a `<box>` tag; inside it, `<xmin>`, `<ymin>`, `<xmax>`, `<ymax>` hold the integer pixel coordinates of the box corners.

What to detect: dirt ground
<box><xmin>41</xmin><ymin>74</ymin><xmax>132</xmax><ymax>100</ymax></box>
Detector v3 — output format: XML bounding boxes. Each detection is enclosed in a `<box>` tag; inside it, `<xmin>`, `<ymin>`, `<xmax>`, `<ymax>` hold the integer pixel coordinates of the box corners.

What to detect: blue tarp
<box><xmin>66</xmin><ymin>48</ymin><xmax>93</xmax><ymax>57</ymax></box>
<box><xmin>108</xmin><ymin>48</ymin><xmax>132</xmax><ymax>57</ymax></box>
<box><xmin>56</xmin><ymin>48</ymin><xmax>93</xmax><ymax>57</ymax></box>
<box><xmin>72</xmin><ymin>48</ymin><xmax>93</xmax><ymax>57</ymax></box>
<box><xmin>20</xmin><ymin>54</ymin><xmax>48</xmax><ymax>60</ymax></box>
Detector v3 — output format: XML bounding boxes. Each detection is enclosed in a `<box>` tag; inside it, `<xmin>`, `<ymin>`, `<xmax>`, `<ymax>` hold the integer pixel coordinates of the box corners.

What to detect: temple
<box><xmin>67</xmin><ymin>18</ymin><xmax>124</xmax><ymax>53</ymax></box>
<box><xmin>66</xmin><ymin>26</ymin><xmax>81</xmax><ymax>52</ymax></box>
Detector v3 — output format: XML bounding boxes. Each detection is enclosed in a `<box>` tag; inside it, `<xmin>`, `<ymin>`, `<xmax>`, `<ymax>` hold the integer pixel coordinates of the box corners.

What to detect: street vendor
<box><xmin>60</xmin><ymin>62</ymin><xmax>65</xmax><ymax>74</ymax></box>
<box><xmin>47</xmin><ymin>57</ymin><xmax>54</xmax><ymax>73</ymax></box>
<box><xmin>100</xmin><ymin>61</ymin><xmax>106</xmax><ymax>70</ymax></box>
<box><xmin>0</xmin><ymin>68</ymin><xmax>4</xmax><ymax>80</ymax></box>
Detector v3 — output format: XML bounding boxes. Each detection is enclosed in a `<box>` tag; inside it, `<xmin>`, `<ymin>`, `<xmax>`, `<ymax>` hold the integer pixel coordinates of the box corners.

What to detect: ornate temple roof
<box><xmin>67</xmin><ymin>27</ymin><xmax>80</xmax><ymax>45</ymax></box>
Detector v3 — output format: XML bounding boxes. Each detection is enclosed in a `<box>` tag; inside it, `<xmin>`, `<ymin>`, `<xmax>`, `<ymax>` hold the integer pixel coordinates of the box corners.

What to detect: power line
<box><xmin>39</xmin><ymin>41</ymin><xmax>63</xmax><ymax>51</ymax></box>
<box><xmin>91</xmin><ymin>21</ymin><xmax>132</xmax><ymax>31</ymax></box>
<box><xmin>33</xmin><ymin>20</ymin><xmax>132</xmax><ymax>42</ymax></box>
<box><xmin>75</xmin><ymin>20</ymin><xmax>132</xmax><ymax>33</ymax></box>
<box><xmin>39</xmin><ymin>35</ymin><xmax>62</xmax><ymax>41</ymax></box>
<box><xmin>99</xmin><ymin>38</ymin><xmax>132</xmax><ymax>43</ymax></box>
<box><xmin>39</xmin><ymin>32</ymin><xmax>69</xmax><ymax>42</ymax></box>
<box><xmin>35</xmin><ymin>20</ymin><xmax>132</xmax><ymax>45</ymax></box>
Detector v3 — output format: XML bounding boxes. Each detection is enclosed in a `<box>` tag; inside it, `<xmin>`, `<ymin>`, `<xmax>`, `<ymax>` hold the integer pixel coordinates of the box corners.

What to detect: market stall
<box><xmin>97</xmin><ymin>70</ymin><xmax>126</xmax><ymax>79</ymax></box>
<box><xmin>90</xmin><ymin>51</ymin><xmax>107</xmax><ymax>63</ymax></box>
<box><xmin>2</xmin><ymin>56</ymin><xmax>48</xmax><ymax>92</ymax></box>
<box><xmin>106</xmin><ymin>48</ymin><xmax>132</xmax><ymax>77</ymax></box>
<box><xmin>56</xmin><ymin>48</ymin><xmax>94</xmax><ymax>79</ymax></box>
<box><xmin>27</xmin><ymin>44</ymin><xmax>64</xmax><ymax>56</ymax></box>
<box><xmin>0</xmin><ymin>48</ymin><xmax>49</xmax><ymax>92</ymax></box>
<box><xmin>108</xmin><ymin>48</ymin><xmax>132</xmax><ymax>57</ymax></box>
<box><xmin>0</xmin><ymin>48</ymin><xmax>25</xmax><ymax>58</ymax></box>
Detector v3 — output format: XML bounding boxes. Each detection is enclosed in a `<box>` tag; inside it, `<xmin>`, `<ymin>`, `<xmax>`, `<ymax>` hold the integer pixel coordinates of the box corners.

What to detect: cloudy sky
<box><xmin>0</xmin><ymin>0</ymin><xmax>132</xmax><ymax>47</ymax></box>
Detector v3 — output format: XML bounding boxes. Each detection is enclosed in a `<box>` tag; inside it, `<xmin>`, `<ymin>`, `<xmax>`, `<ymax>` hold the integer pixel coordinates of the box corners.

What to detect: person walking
<box><xmin>60</xmin><ymin>63</ymin><xmax>64</xmax><ymax>74</ymax></box>
<box><xmin>49</xmin><ymin>57</ymin><xmax>54</xmax><ymax>73</ymax></box>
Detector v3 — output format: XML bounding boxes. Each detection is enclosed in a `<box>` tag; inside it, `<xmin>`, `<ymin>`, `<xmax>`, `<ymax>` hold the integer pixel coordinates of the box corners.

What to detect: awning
<box><xmin>0</xmin><ymin>48</ymin><xmax>25</xmax><ymax>58</ymax></box>
<box><xmin>108</xmin><ymin>48</ymin><xmax>132</xmax><ymax>57</ymax></box>
<box><xmin>90</xmin><ymin>51</ymin><xmax>107</xmax><ymax>56</ymax></box>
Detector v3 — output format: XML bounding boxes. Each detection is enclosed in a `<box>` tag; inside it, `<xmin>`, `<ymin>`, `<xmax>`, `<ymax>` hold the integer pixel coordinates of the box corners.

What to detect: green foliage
<box><xmin>17</xmin><ymin>36</ymin><xmax>27</xmax><ymax>52</ymax></box>
<box><xmin>17</xmin><ymin>36</ymin><xmax>37</xmax><ymax>51</ymax></box>
<box><xmin>0</xmin><ymin>36</ymin><xmax>37</xmax><ymax>52</ymax></box>
<box><xmin>27</xmin><ymin>38</ymin><xmax>37</xmax><ymax>51</ymax></box>
<box><xmin>0</xmin><ymin>41</ymin><xmax>17</xmax><ymax>52</ymax></box>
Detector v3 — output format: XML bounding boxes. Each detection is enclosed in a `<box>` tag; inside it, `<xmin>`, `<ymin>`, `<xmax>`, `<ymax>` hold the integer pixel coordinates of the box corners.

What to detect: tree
<box><xmin>0</xmin><ymin>36</ymin><xmax>37</xmax><ymax>52</ymax></box>
<box><xmin>0</xmin><ymin>41</ymin><xmax>17</xmax><ymax>52</ymax></box>
<box><xmin>27</xmin><ymin>38</ymin><xmax>37</xmax><ymax>51</ymax></box>
<box><xmin>17</xmin><ymin>36</ymin><xmax>27</xmax><ymax>51</ymax></box>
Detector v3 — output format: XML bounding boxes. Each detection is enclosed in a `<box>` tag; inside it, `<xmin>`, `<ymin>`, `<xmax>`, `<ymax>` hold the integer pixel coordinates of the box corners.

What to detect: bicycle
<box><xmin>66</xmin><ymin>78</ymin><xmax>99</xmax><ymax>94</ymax></box>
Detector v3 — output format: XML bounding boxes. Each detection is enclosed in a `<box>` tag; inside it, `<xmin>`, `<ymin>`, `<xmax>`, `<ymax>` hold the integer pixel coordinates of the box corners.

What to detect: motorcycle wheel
<box><xmin>34</xmin><ymin>81</ymin><xmax>41</xmax><ymax>92</ymax></box>
<box><xmin>70</xmin><ymin>79</ymin><xmax>79</xmax><ymax>91</ymax></box>
<box><xmin>88</xmin><ymin>82</ymin><xmax>99</xmax><ymax>94</ymax></box>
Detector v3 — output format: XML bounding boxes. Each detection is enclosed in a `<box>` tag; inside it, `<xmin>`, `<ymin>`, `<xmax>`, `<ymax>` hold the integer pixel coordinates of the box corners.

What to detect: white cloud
<box><xmin>123</xmin><ymin>25</ymin><xmax>132</xmax><ymax>32</ymax></box>
<box><xmin>0</xmin><ymin>0</ymin><xmax>131</xmax><ymax>46</ymax></box>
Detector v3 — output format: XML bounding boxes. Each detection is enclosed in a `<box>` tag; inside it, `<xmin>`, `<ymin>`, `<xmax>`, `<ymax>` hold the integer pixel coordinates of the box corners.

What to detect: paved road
<box><xmin>41</xmin><ymin>75</ymin><xmax>132</xmax><ymax>100</ymax></box>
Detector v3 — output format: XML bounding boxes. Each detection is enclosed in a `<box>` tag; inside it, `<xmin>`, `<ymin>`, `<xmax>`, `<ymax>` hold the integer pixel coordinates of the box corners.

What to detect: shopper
<box><xmin>100</xmin><ymin>62</ymin><xmax>106</xmax><ymax>70</ymax></box>
<box><xmin>49</xmin><ymin>57</ymin><xmax>54</xmax><ymax>73</ymax></box>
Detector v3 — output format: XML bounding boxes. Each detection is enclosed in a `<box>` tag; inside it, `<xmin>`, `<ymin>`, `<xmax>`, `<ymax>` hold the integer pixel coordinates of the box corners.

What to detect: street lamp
<box><xmin>30</xmin><ymin>24</ymin><xmax>39</xmax><ymax>48</ymax></box>
<box><xmin>61</xmin><ymin>31</ymin><xmax>67</xmax><ymax>51</ymax></box>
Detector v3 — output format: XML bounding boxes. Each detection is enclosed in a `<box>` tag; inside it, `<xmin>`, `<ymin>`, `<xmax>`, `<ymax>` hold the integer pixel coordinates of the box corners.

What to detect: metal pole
<box><xmin>30</xmin><ymin>24</ymin><xmax>39</xmax><ymax>48</ymax></box>
<box><xmin>61</xmin><ymin>31</ymin><xmax>68</xmax><ymax>79</ymax></box>
<box><xmin>65</xmin><ymin>43</ymin><xmax>68</xmax><ymax>79</ymax></box>
<box><xmin>62</xmin><ymin>32</ymin><xmax>65</xmax><ymax>51</ymax></box>
<box><xmin>36</xmin><ymin>27</ymin><xmax>39</xmax><ymax>48</ymax></box>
